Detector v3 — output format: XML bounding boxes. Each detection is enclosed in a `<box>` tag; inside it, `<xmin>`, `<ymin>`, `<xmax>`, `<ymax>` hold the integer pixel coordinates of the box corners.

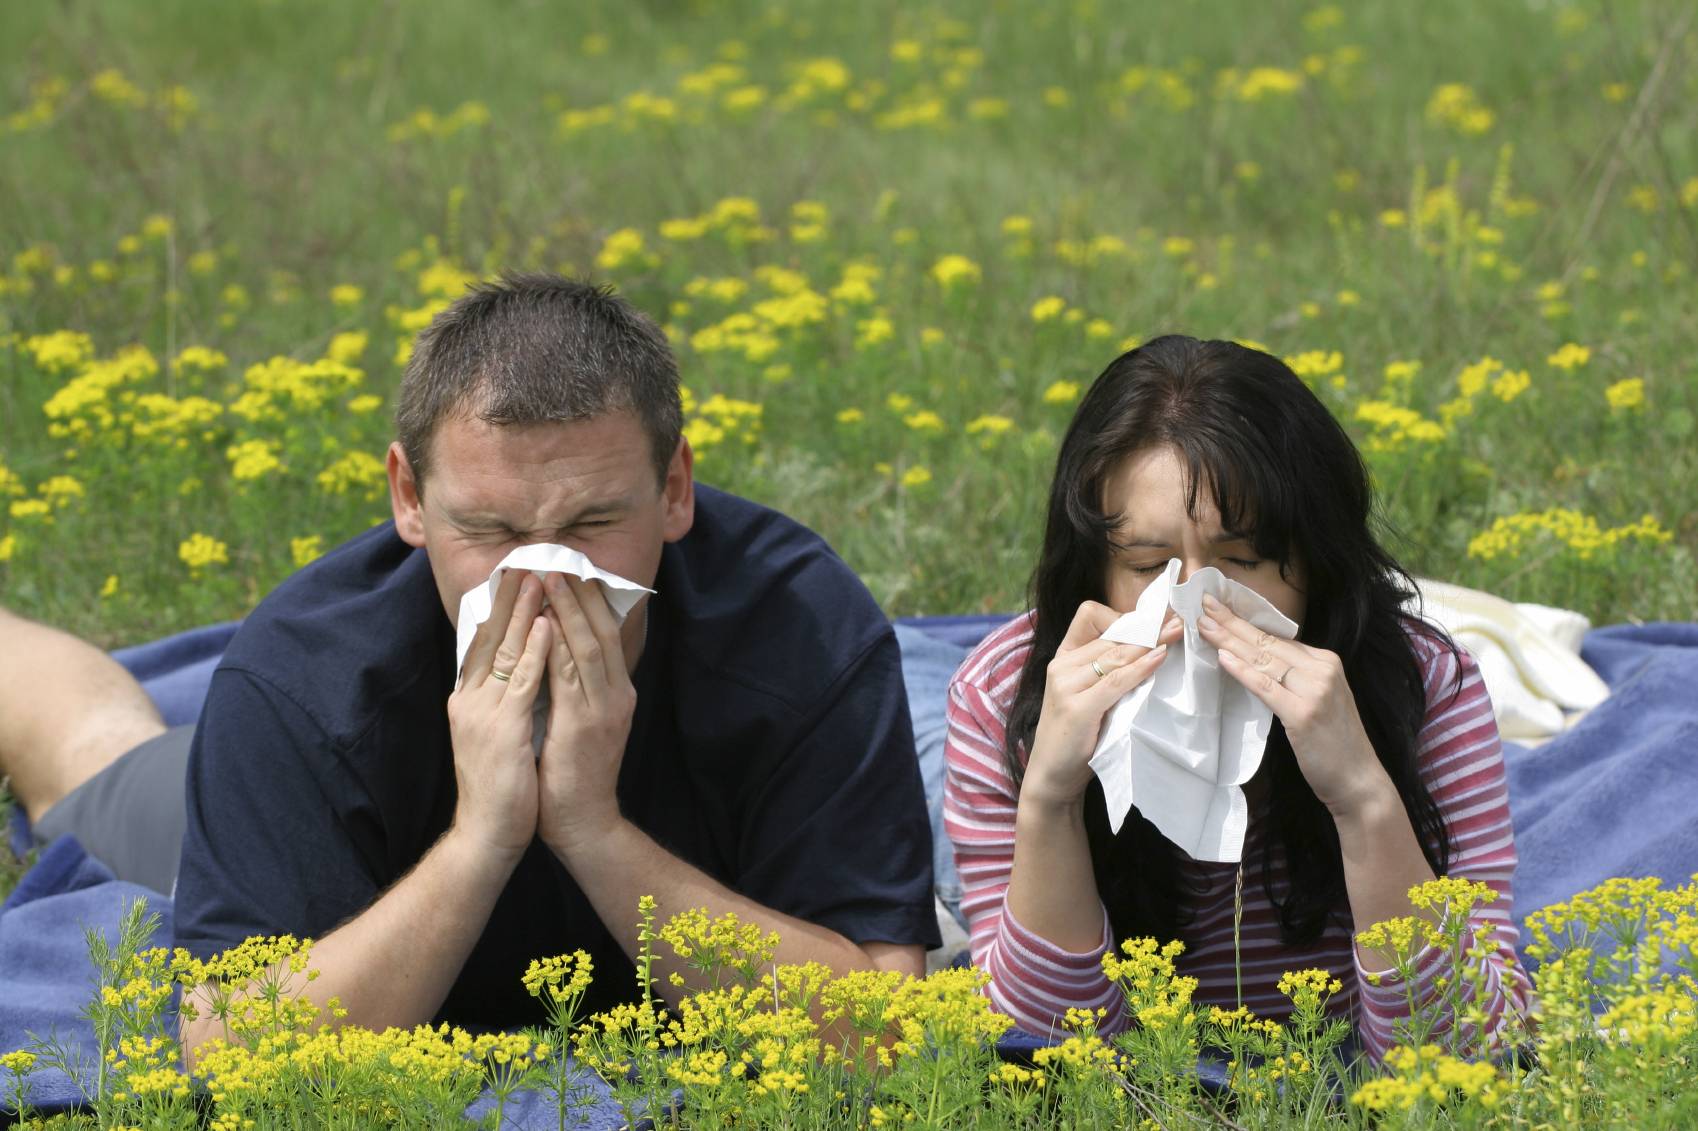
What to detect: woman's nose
<box><xmin>1174</xmin><ymin>557</ymin><xmax>1208</xmax><ymax>584</ymax></box>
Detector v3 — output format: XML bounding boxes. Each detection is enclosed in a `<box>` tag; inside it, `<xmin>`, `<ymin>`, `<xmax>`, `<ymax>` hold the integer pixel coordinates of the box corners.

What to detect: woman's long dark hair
<box><xmin>1003</xmin><ymin>335</ymin><xmax>1453</xmax><ymax>947</ymax></box>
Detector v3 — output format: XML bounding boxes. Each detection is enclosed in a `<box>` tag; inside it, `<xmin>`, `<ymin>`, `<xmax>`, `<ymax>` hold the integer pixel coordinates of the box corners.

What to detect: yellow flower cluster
<box><xmin>930</xmin><ymin>254</ymin><xmax>982</xmax><ymax>289</ymax></box>
<box><xmin>1350</xmin><ymin>1043</ymin><xmax>1504</xmax><ymax>1111</ymax></box>
<box><xmin>386</xmin><ymin>100</ymin><xmax>490</xmax><ymax>143</ymax></box>
<box><xmin>522</xmin><ymin>950</ymin><xmax>595</xmax><ymax>1003</ymax></box>
<box><xmin>1467</xmin><ymin>507</ymin><xmax>1673</xmax><ymax>562</ymax></box>
<box><xmin>314</xmin><ymin>451</ymin><xmax>387</xmax><ymax>499</ymax></box>
<box><xmin>1425</xmin><ymin>83</ymin><xmax>1495</xmax><ymax>135</ymax></box>
<box><xmin>1604</xmin><ymin>376</ymin><xmax>1645</xmax><ymax>411</ymax></box>
<box><xmin>1406</xmin><ymin>876</ymin><xmax>1499</xmax><ymax>917</ymax></box>
<box><xmin>1031</xmin><ymin>1032</ymin><xmax>1119</xmax><ymax>1072</ymax></box>
<box><xmin>179</xmin><ymin>533</ymin><xmax>230</xmax><ymax>573</ymax></box>
<box><xmin>682</xmin><ymin>391</ymin><xmax>764</xmax><ymax>461</ymax></box>
<box><xmin>1100</xmin><ymin>937</ymin><xmax>1199</xmax><ymax>1033</ymax></box>
<box><xmin>1355</xmin><ymin>400</ymin><xmax>1448</xmax><ymax>452</ymax></box>
<box><xmin>0</xmin><ymin>1049</ymin><xmax>36</xmax><ymax>1075</ymax></box>
<box><xmin>227</xmin><ymin>440</ymin><xmax>284</xmax><ymax>481</ymax></box>
<box><xmin>1276</xmin><ymin>968</ymin><xmax>1344</xmax><ymax>1013</ymax></box>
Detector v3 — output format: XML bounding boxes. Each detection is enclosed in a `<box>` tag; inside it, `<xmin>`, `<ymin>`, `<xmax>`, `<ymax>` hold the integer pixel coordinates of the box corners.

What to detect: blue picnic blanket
<box><xmin>6</xmin><ymin>616</ymin><xmax>1698</xmax><ymax>1117</ymax></box>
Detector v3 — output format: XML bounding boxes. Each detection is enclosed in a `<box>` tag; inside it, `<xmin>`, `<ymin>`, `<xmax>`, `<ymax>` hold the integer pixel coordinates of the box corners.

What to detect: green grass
<box><xmin>0</xmin><ymin>784</ymin><xmax>31</xmax><ymax>903</ymax></box>
<box><xmin>1</xmin><ymin>0</ymin><xmax>1695</xmax><ymax>648</ymax></box>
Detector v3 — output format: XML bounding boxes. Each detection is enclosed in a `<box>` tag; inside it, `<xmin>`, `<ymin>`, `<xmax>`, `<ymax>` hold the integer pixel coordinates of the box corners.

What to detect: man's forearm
<box><xmin>553</xmin><ymin>818</ymin><xmax>923</xmax><ymax>1001</ymax></box>
<box><xmin>181</xmin><ymin>826</ymin><xmax>520</xmax><ymax>1063</ymax></box>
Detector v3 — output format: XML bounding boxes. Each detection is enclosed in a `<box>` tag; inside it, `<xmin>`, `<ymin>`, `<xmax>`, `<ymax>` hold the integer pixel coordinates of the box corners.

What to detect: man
<box><xmin>3</xmin><ymin>275</ymin><xmax>939</xmax><ymax>1047</ymax></box>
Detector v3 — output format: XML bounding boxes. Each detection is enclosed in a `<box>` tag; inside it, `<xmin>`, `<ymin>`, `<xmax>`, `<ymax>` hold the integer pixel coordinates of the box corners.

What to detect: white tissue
<box><xmin>453</xmin><ymin>543</ymin><xmax>653</xmax><ymax>683</ymax></box>
<box><xmin>1087</xmin><ymin>559</ymin><xmax>1299</xmax><ymax>862</ymax></box>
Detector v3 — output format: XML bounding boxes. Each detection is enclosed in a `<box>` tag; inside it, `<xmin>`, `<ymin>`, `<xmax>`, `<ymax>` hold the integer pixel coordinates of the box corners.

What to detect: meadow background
<box><xmin>2</xmin><ymin>0</ymin><xmax>1697</xmax><ymax>651</ymax></box>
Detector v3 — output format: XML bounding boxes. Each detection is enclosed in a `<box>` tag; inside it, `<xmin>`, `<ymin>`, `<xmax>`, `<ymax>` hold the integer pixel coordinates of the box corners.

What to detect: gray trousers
<box><xmin>30</xmin><ymin>723</ymin><xmax>193</xmax><ymax>895</ymax></box>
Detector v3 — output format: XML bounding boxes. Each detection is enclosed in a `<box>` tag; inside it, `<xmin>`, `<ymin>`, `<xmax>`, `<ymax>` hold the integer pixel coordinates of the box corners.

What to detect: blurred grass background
<box><xmin>2</xmin><ymin>0</ymin><xmax>1696</xmax><ymax>648</ymax></box>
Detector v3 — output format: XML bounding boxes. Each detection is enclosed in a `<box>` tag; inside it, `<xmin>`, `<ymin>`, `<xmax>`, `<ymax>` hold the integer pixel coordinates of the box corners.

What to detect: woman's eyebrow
<box><xmin>1113</xmin><ymin>530</ymin><xmax>1253</xmax><ymax>548</ymax></box>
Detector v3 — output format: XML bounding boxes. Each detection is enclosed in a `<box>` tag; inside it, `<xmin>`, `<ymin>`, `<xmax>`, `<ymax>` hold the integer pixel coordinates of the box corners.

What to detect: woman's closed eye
<box><xmin>1127</xmin><ymin>557</ymin><xmax>1261</xmax><ymax>574</ymax></box>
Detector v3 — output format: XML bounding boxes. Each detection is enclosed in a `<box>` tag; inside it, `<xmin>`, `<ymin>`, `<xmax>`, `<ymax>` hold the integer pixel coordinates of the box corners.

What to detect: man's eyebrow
<box><xmin>444</xmin><ymin>497</ymin><xmax>634</xmax><ymax>529</ymax></box>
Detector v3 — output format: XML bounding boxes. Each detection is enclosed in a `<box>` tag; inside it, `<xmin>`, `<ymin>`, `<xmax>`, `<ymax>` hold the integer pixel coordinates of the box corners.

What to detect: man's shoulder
<box><xmin>215</xmin><ymin>521</ymin><xmax>447</xmax><ymax>744</ymax></box>
<box><xmin>664</xmin><ymin>486</ymin><xmax>893</xmax><ymax>714</ymax></box>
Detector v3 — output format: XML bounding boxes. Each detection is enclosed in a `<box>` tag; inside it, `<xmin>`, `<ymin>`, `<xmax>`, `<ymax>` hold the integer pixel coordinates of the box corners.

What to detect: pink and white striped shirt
<box><xmin>942</xmin><ymin>613</ymin><xmax>1532</xmax><ymax>1060</ymax></box>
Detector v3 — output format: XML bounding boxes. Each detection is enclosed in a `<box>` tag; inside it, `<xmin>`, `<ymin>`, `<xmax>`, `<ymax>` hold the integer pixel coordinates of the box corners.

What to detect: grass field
<box><xmin>1</xmin><ymin>0</ymin><xmax>1696</xmax><ymax>650</ymax></box>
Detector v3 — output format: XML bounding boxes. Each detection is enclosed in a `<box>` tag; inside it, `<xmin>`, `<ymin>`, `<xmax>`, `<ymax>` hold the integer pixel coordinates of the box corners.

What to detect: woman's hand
<box><xmin>1198</xmin><ymin>592</ymin><xmax>1394</xmax><ymax>819</ymax></box>
<box><xmin>1021</xmin><ymin>601</ymin><xmax>1181</xmax><ymax>809</ymax></box>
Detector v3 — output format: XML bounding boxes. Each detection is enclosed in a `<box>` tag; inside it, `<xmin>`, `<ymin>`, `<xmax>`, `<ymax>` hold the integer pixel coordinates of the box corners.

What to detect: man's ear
<box><xmin>661</xmin><ymin>437</ymin><xmax>695</xmax><ymax>543</ymax></box>
<box><xmin>388</xmin><ymin>441</ymin><xmax>427</xmax><ymax>548</ymax></box>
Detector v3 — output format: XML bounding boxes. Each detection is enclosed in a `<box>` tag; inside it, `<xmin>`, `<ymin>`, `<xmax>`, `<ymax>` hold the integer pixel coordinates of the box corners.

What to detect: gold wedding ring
<box><xmin>490</xmin><ymin>669</ymin><xmax>513</xmax><ymax>683</ymax></box>
<box><xmin>1090</xmin><ymin>659</ymin><xmax>1108</xmax><ymax>680</ymax></box>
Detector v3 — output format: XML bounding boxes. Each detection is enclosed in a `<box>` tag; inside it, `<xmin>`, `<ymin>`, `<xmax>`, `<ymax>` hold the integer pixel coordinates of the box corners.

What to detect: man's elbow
<box><xmin>861</xmin><ymin>940</ymin><xmax>925</xmax><ymax>978</ymax></box>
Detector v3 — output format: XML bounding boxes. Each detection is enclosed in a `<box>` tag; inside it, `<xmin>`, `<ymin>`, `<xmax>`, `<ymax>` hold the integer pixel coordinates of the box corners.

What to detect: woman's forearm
<box><xmin>1007</xmin><ymin>794</ymin><xmax>1110</xmax><ymax>952</ymax></box>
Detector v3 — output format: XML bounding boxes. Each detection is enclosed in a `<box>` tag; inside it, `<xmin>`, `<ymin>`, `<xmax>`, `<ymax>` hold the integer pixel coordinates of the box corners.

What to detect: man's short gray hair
<box><xmin>395</xmin><ymin>273</ymin><xmax>683</xmax><ymax>492</ymax></box>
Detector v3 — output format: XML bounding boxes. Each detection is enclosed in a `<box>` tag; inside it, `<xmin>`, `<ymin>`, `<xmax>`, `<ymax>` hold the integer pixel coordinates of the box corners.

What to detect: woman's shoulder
<box><xmin>1397</xmin><ymin>615</ymin><xmax>1482</xmax><ymax>702</ymax></box>
<box><xmin>952</xmin><ymin>612</ymin><xmax>1039</xmax><ymax>696</ymax></box>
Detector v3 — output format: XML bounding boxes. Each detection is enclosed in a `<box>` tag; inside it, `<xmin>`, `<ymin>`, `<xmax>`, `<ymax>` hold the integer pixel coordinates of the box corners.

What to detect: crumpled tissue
<box><xmin>453</xmin><ymin>544</ymin><xmax>653</xmax><ymax>753</ymax></box>
<box><xmin>1087</xmin><ymin>558</ymin><xmax>1298</xmax><ymax>863</ymax></box>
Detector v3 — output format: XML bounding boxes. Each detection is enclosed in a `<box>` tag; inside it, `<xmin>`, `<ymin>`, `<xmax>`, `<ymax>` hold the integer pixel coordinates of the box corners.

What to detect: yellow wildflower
<box><xmin>1042</xmin><ymin>380</ymin><xmax>1080</xmax><ymax>405</ymax></box>
<box><xmin>315</xmin><ymin>451</ymin><xmax>388</xmax><ymax>499</ymax></box>
<box><xmin>290</xmin><ymin>536</ymin><xmax>323</xmax><ymax>568</ymax></box>
<box><xmin>1604</xmin><ymin>377</ymin><xmax>1645</xmax><ymax>411</ymax></box>
<box><xmin>10</xmin><ymin>499</ymin><xmax>52</xmax><ymax>522</ymax></box>
<box><xmin>930</xmin><ymin>254</ymin><xmax>981</xmax><ymax>288</ymax></box>
<box><xmin>326</xmin><ymin>331</ymin><xmax>368</xmax><ymax>364</ymax></box>
<box><xmin>1426</xmin><ymin>83</ymin><xmax>1494</xmax><ymax>135</ymax></box>
<box><xmin>179</xmin><ymin>533</ymin><xmax>230</xmax><ymax>573</ymax></box>
<box><xmin>595</xmin><ymin>228</ymin><xmax>649</xmax><ymax>272</ymax></box>
<box><xmin>227</xmin><ymin>439</ymin><xmax>283</xmax><ymax>481</ymax></box>
<box><xmin>1030</xmin><ymin>295</ymin><xmax>1066</xmax><ymax>322</ymax></box>
<box><xmin>24</xmin><ymin>329</ymin><xmax>96</xmax><ymax>373</ymax></box>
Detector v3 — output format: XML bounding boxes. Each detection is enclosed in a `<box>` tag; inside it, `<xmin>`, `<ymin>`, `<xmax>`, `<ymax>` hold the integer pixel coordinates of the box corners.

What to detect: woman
<box><xmin>943</xmin><ymin>335</ymin><xmax>1529</xmax><ymax>1059</ymax></box>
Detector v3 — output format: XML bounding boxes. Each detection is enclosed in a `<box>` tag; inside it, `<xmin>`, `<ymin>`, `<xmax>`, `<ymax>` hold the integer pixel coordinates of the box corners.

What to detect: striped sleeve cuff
<box><xmin>984</xmin><ymin>901</ymin><xmax>1126</xmax><ymax>1038</ymax></box>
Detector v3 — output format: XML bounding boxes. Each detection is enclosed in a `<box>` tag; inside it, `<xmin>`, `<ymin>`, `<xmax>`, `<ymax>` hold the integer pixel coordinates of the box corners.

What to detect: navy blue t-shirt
<box><xmin>173</xmin><ymin>485</ymin><xmax>940</xmax><ymax>1027</ymax></box>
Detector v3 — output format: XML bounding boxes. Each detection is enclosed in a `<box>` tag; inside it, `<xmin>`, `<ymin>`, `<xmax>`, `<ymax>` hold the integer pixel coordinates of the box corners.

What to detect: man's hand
<box><xmin>537</xmin><ymin>573</ymin><xmax>636</xmax><ymax>859</ymax></box>
<box><xmin>446</xmin><ymin>568</ymin><xmax>550</xmax><ymax>861</ymax></box>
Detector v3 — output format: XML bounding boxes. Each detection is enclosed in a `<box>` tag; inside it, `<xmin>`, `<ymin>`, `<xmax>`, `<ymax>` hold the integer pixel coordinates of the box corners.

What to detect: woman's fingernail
<box><xmin>1199</xmin><ymin>615</ymin><xmax>1218</xmax><ymax>632</ymax></box>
